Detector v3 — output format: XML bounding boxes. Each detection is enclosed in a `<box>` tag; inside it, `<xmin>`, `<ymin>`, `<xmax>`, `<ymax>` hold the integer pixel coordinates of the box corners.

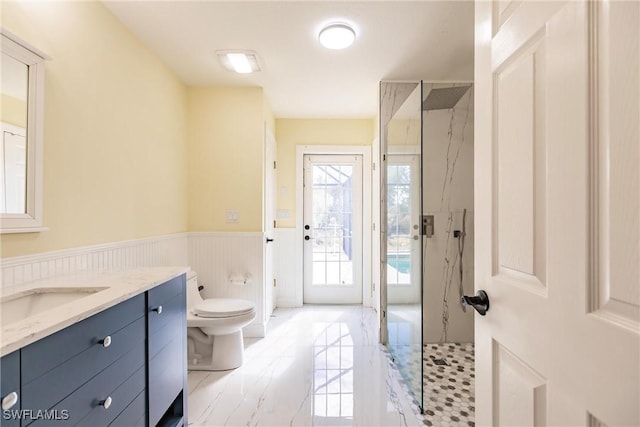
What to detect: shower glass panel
<box><xmin>381</xmin><ymin>81</ymin><xmax>423</xmax><ymax>410</ymax></box>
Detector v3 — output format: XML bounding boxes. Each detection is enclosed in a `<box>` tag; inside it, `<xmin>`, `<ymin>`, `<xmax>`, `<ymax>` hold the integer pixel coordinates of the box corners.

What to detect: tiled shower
<box><xmin>381</xmin><ymin>81</ymin><xmax>475</xmax><ymax>425</ymax></box>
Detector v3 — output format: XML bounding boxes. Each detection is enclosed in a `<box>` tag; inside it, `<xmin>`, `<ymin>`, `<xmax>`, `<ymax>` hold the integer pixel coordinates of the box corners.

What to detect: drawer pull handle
<box><xmin>153</xmin><ymin>305</ymin><xmax>163</xmax><ymax>314</ymax></box>
<box><xmin>100</xmin><ymin>335</ymin><xmax>112</xmax><ymax>348</ymax></box>
<box><xmin>100</xmin><ymin>396</ymin><xmax>112</xmax><ymax>409</ymax></box>
<box><xmin>2</xmin><ymin>392</ymin><xmax>18</xmax><ymax>410</ymax></box>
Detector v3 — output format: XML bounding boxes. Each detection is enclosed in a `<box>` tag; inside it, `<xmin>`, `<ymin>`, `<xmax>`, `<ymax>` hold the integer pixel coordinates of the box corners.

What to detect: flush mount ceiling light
<box><xmin>318</xmin><ymin>23</ymin><xmax>356</xmax><ymax>50</ymax></box>
<box><xmin>216</xmin><ymin>50</ymin><xmax>261</xmax><ymax>74</ymax></box>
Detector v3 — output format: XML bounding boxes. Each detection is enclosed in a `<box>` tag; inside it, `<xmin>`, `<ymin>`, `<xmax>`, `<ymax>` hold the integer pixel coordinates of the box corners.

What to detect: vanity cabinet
<box><xmin>1</xmin><ymin>350</ymin><xmax>20</xmax><ymax>427</ymax></box>
<box><xmin>22</xmin><ymin>294</ymin><xmax>146</xmax><ymax>426</ymax></box>
<box><xmin>147</xmin><ymin>275</ymin><xmax>187</xmax><ymax>427</ymax></box>
<box><xmin>0</xmin><ymin>273</ymin><xmax>187</xmax><ymax>427</ymax></box>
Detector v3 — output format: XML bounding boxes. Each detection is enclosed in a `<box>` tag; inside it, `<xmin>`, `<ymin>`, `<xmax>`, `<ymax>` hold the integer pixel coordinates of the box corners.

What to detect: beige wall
<box><xmin>1</xmin><ymin>1</ymin><xmax>188</xmax><ymax>258</ymax></box>
<box><xmin>187</xmin><ymin>87</ymin><xmax>266</xmax><ymax>232</ymax></box>
<box><xmin>275</xmin><ymin>119</ymin><xmax>374</xmax><ymax>228</ymax></box>
<box><xmin>1</xmin><ymin>94</ymin><xmax>27</xmax><ymax>128</ymax></box>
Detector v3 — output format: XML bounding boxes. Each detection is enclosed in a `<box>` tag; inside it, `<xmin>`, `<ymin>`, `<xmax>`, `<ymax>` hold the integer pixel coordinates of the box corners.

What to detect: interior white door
<box><xmin>475</xmin><ymin>1</ymin><xmax>639</xmax><ymax>425</ymax></box>
<box><xmin>303</xmin><ymin>154</ymin><xmax>363</xmax><ymax>304</ymax></box>
<box><xmin>264</xmin><ymin>125</ymin><xmax>277</xmax><ymax>317</ymax></box>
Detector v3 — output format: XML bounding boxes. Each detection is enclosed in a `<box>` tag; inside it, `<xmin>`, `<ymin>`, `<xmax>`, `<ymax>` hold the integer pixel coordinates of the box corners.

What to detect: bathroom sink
<box><xmin>0</xmin><ymin>287</ymin><xmax>109</xmax><ymax>326</ymax></box>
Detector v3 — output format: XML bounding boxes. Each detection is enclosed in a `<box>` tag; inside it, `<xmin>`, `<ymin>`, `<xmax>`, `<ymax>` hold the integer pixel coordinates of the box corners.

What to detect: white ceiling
<box><xmin>103</xmin><ymin>1</ymin><xmax>474</xmax><ymax>118</ymax></box>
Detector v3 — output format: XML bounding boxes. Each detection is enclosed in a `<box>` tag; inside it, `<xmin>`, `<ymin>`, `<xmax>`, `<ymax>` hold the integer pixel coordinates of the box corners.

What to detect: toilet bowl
<box><xmin>186</xmin><ymin>271</ymin><xmax>256</xmax><ymax>371</ymax></box>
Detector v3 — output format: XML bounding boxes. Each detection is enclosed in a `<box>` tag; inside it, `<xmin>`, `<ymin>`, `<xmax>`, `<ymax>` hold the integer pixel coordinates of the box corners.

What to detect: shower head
<box><xmin>422</xmin><ymin>85</ymin><xmax>471</xmax><ymax>111</ymax></box>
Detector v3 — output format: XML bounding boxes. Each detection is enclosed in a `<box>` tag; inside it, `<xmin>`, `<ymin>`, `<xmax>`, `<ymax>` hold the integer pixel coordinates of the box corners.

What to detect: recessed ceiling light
<box><xmin>318</xmin><ymin>23</ymin><xmax>356</xmax><ymax>50</ymax></box>
<box><xmin>216</xmin><ymin>50</ymin><xmax>261</xmax><ymax>74</ymax></box>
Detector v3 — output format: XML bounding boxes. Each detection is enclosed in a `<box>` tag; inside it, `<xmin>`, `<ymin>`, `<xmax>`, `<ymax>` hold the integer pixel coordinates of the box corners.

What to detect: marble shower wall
<box><xmin>422</xmin><ymin>83</ymin><xmax>475</xmax><ymax>344</ymax></box>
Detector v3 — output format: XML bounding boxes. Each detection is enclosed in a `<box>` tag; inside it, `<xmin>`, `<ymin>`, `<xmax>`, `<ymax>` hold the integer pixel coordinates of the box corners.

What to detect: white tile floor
<box><xmin>187</xmin><ymin>305</ymin><xmax>422</xmax><ymax>427</ymax></box>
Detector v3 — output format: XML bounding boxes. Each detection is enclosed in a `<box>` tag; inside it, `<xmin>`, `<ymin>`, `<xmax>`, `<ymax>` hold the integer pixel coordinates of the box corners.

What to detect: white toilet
<box><xmin>186</xmin><ymin>271</ymin><xmax>256</xmax><ymax>371</ymax></box>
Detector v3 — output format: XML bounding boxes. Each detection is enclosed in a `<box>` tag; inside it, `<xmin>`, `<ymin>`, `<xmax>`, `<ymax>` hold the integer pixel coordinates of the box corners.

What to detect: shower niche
<box><xmin>380</xmin><ymin>81</ymin><xmax>475</xmax><ymax>419</ymax></box>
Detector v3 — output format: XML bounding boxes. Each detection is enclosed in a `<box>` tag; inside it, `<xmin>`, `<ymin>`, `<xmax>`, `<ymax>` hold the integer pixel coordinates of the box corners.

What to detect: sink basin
<box><xmin>1</xmin><ymin>287</ymin><xmax>109</xmax><ymax>326</ymax></box>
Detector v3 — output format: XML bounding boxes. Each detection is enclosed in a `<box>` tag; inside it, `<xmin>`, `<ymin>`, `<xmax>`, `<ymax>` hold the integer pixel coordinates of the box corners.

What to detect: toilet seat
<box><xmin>193</xmin><ymin>298</ymin><xmax>255</xmax><ymax>318</ymax></box>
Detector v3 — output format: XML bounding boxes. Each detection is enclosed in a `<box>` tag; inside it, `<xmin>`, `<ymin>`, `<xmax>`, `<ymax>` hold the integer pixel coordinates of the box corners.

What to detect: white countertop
<box><xmin>0</xmin><ymin>267</ymin><xmax>189</xmax><ymax>357</ymax></box>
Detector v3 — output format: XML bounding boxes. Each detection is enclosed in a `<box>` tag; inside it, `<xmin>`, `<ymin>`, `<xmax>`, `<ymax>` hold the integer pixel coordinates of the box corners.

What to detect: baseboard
<box><xmin>275</xmin><ymin>299</ymin><xmax>302</xmax><ymax>308</ymax></box>
<box><xmin>243</xmin><ymin>322</ymin><xmax>266</xmax><ymax>338</ymax></box>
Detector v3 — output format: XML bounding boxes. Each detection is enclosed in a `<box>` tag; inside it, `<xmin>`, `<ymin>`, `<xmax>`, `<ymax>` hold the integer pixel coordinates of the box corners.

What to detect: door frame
<box><xmin>295</xmin><ymin>145</ymin><xmax>372</xmax><ymax>307</ymax></box>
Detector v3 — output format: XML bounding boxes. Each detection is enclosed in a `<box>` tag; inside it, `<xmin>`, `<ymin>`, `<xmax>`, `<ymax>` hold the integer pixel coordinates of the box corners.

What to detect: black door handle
<box><xmin>461</xmin><ymin>290</ymin><xmax>490</xmax><ymax>315</ymax></box>
<box><xmin>266</xmin><ymin>237</ymin><xmax>274</xmax><ymax>243</ymax></box>
<box><xmin>304</xmin><ymin>235</ymin><xmax>310</xmax><ymax>241</ymax></box>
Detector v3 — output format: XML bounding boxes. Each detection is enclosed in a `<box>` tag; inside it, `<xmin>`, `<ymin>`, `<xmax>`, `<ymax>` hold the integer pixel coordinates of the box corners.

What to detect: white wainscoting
<box><xmin>274</xmin><ymin>228</ymin><xmax>298</xmax><ymax>307</ymax></box>
<box><xmin>1</xmin><ymin>231</ymin><xmax>268</xmax><ymax>338</ymax></box>
<box><xmin>1</xmin><ymin>233</ymin><xmax>189</xmax><ymax>289</ymax></box>
<box><xmin>188</xmin><ymin>232</ymin><xmax>266</xmax><ymax>337</ymax></box>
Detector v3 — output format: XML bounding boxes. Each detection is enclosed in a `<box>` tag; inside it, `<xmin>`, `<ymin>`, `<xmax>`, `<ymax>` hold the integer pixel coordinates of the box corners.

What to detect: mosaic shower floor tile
<box><xmin>422</xmin><ymin>342</ymin><xmax>475</xmax><ymax>427</ymax></box>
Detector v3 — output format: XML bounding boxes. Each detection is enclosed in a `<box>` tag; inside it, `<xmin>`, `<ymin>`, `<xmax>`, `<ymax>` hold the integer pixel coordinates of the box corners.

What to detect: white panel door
<box><xmin>475</xmin><ymin>1</ymin><xmax>639</xmax><ymax>425</ymax></box>
<box><xmin>303</xmin><ymin>155</ymin><xmax>363</xmax><ymax>304</ymax></box>
<box><xmin>264</xmin><ymin>125</ymin><xmax>277</xmax><ymax>317</ymax></box>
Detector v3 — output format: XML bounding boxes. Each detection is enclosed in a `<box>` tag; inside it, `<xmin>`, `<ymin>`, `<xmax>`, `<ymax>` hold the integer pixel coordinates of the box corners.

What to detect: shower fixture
<box><xmin>422</xmin><ymin>85</ymin><xmax>471</xmax><ymax>111</ymax></box>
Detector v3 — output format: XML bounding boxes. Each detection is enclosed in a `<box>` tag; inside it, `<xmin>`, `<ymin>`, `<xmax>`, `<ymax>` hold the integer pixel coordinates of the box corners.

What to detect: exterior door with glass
<box><xmin>386</xmin><ymin>154</ymin><xmax>421</xmax><ymax>304</ymax></box>
<box><xmin>303</xmin><ymin>155</ymin><xmax>363</xmax><ymax>304</ymax></box>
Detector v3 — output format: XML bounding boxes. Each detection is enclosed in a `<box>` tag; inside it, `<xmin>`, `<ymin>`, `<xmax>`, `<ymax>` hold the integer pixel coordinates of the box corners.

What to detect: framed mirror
<box><xmin>1</xmin><ymin>29</ymin><xmax>49</xmax><ymax>233</ymax></box>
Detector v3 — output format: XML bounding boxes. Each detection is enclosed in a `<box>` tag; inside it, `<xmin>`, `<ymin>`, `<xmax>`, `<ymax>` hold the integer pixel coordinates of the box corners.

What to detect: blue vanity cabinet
<box><xmin>1</xmin><ymin>273</ymin><xmax>187</xmax><ymax>427</ymax></box>
<box><xmin>1</xmin><ymin>350</ymin><xmax>20</xmax><ymax>427</ymax></box>
<box><xmin>147</xmin><ymin>274</ymin><xmax>187</xmax><ymax>427</ymax></box>
<box><xmin>21</xmin><ymin>293</ymin><xmax>146</xmax><ymax>427</ymax></box>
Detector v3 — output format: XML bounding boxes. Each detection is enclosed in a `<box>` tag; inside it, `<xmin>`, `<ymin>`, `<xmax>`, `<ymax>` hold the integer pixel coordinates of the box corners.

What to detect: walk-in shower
<box><xmin>380</xmin><ymin>81</ymin><xmax>475</xmax><ymax>425</ymax></box>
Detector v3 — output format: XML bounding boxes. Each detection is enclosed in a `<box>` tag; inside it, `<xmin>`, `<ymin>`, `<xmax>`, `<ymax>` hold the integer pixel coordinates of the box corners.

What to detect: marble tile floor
<box><xmin>187</xmin><ymin>305</ymin><xmax>422</xmax><ymax>427</ymax></box>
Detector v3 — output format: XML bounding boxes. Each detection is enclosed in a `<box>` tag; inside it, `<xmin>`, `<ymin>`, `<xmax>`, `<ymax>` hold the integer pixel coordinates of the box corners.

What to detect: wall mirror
<box><xmin>1</xmin><ymin>29</ymin><xmax>48</xmax><ymax>233</ymax></box>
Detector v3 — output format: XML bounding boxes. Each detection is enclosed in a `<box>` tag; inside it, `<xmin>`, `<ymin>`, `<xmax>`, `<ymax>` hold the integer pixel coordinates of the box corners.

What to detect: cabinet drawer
<box><xmin>148</xmin><ymin>291</ymin><xmax>185</xmax><ymax>357</ymax></box>
<box><xmin>1</xmin><ymin>351</ymin><xmax>20</xmax><ymax>427</ymax></box>
<box><xmin>29</xmin><ymin>343</ymin><xmax>145</xmax><ymax>426</ymax></box>
<box><xmin>107</xmin><ymin>391</ymin><xmax>145</xmax><ymax>427</ymax></box>
<box><xmin>22</xmin><ymin>316</ymin><xmax>145</xmax><ymax>415</ymax></box>
<box><xmin>148</xmin><ymin>275</ymin><xmax>184</xmax><ymax>310</ymax></box>
<box><xmin>22</xmin><ymin>293</ymin><xmax>145</xmax><ymax>384</ymax></box>
<box><xmin>73</xmin><ymin>365</ymin><xmax>145</xmax><ymax>427</ymax></box>
<box><xmin>149</xmin><ymin>334</ymin><xmax>184</xmax><ymax>427</ymax></box>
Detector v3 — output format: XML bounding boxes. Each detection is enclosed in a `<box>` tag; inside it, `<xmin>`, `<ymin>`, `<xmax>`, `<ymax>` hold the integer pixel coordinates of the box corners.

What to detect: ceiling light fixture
<box><xmin>318</xmin><ymin>23</ymin><xmax>356</xmax><ymax>50</ymax></box>
<box><xmin>216</xmin><ymin>50</ymin><xmax>261</xmax><ymax>74</ymax></box>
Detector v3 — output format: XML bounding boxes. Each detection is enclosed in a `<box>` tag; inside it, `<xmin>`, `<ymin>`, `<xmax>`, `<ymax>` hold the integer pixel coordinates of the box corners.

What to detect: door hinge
<box><xmin>273</xmin><ymin>220</ymin><xmax>277</xmax><ymax>228</ymax></box>
<box><xmin>273</xmin><ymin>278</ymin><xmax>277</xmax><ymax>287</ymax></box>
<box><xmin>273</xmin><ymin>161</ymin><xmax>277</xmax><ymax>169</ymax></box>
<box><xmin>372</xmin><ymin>162</ymin><xmax>376</xmax><ymax>171</ymax></box>
<box><xmin>383</xmin><ymin>154</ymin><xmax>386</xmax><ymax>161</ymax></box>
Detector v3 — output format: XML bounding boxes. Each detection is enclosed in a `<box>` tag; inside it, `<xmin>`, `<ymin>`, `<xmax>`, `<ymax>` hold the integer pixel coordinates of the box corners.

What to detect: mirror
<box><xmin>0</xmin><ymin>30</ymin><xmax>48</xmax><ymax>233</ymax></box>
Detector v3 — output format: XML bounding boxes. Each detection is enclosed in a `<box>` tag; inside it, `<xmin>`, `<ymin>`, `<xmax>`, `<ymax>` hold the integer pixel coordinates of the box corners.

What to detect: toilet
<box><xmin>186</xmin><ymin>271</ymin><xmax>256</xmax><ymax>371</ymax></box>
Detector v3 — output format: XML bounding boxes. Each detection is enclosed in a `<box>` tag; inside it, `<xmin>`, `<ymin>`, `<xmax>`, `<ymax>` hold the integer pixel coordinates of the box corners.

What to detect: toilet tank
<box><xmin>186</xmin><ymin>270</ymin><xmax>204</xmax><ymax>308</ymax></box>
